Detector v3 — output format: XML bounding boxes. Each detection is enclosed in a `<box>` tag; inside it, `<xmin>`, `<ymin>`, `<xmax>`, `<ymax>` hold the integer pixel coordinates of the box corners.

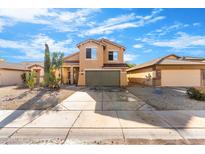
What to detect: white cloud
<box><xmin>143</xmin><ymin>49</ymin><xmax>152</xmax><ymax>53</ymax></box>
<box><xmin>133</xmin><ymin>44</ymin><xmax>143</xmax><ymax>48</ymax></box>
<box><xmin>81</xmin><ymin>9</ymin><xmax>165</xmax><ymax>36</ymax></box>
<box><xmin>146</xmin><ymin>22</ymin><xmax>190</xmax><ymax>37</ymax></box>
<box><xmin>124</xmin><ymin>53</ymin><xmax>138</xmax><ymax>62</ymax></box>
<box><xmin>0</xmin><ymin>19</ymin><xmax>4</xmax><ymax>32</ymax></box>
<box><xmin>145</xmin><ymin>32</ymin><xmax>205</xmax><ymax>49</ymax></box>
<box><xmin>0</xmin><ymin>8</ymin><xmax>101</xmax><ymax>32</ymax></box>
<box><xmin>193</xmin><ymin>22</ymin><xmax>201</xmax><ymax>27</ymax></box>
<box><xmin>0</xmin><ymin>34</ymin><xmax>76</xmax><ymax>60</ymax></box>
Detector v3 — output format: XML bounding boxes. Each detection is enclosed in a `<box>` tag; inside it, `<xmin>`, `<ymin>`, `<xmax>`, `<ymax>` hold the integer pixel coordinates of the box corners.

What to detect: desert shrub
<box><xmin>25</xmin><ymin>71</ymin><xmax>36</xmax><ymax>90</ymax></box>
<box><xmin>44</xmin><ymin>70</ymin><xmax>60</xmax><ymax>89</ymax></box>
<box><xmin>21</xmin><ymin>73</ymin><xmax>26</xmax><ymax>83</ymax></box>
<box><xmin>40</xmin><ymin>81</ymin><xmax>45</xmax><ymax>87</ymax></box>
<box><xmin>19</xmin><ymin>72</ymin><xmax>27</xmax><ymax>88</ymax></box>
<box><xmin>187</xmin><ymin>87</ymin><xmax>205</xmax><ymax>101</ymax></box>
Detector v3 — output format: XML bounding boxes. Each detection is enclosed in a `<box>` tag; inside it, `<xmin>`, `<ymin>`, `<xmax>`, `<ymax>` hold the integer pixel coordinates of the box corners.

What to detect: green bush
<box><xmin>21</xmin><ymin>73</ymin><xmax>26</xmax><ymax>83</ymax></box>
<box><xmin>25</xmin><ymin>71</ymin><xmax>36</xmax><ymax>90</ymax></box>
<box><xmin>20</xmin><ymin>72</ymin><xmax>27</xmax><ymax>88</ymax></box>
<box><xmin>187</xmin><ymin>87</ymin><xmax>205</xmax><ymax>101</ymax></box>
<box><xmin>44</xmin><ymin>71</ymin><xmax>60</xmax><ymax>89</ymax></box>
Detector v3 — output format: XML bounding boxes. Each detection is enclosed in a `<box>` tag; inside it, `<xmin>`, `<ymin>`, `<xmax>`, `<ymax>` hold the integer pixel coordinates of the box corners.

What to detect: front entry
<box><xmin>73</xmin><ymin>67</ymin><xmax>79</xmax><ymax>84</ymax></box>
<box><xmin>85</xmin><ymin>70</ymin><xmax>120</xmax><ymax>86</ymax></box>
<box><xmin>66</xmin><ymin>67</ymin><xmax>79</xmax><ymax>85</ymax></box>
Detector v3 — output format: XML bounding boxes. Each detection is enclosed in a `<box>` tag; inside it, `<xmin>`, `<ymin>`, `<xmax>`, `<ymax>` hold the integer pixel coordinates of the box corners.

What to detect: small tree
<box><xmin>26</xmin><ymin>71</ymin><xmax>36</xmax><ymax>90</ymax></box>
<box><xmin>51</xmin><ymin>51</ymin><xmax>64</xmax><ymax>82</ymax></box>
<box><xmin>43</xmin><ymin>44</ymin><xmax>63</xmax><ymax>89</ymax></box>
<box><xmin>44</xmin><ymin>43</ymin><xmax>51</xmax><ymax>74</ymax></box>
<box><xmin>127</xmin><ymin>63</ymin><xmax>136</xmax><ymax>68</ymax></box>
<box><xmin>44</xmin><ymin>43</ymin><xmax>51</xmax><ymax>87</ymax></box>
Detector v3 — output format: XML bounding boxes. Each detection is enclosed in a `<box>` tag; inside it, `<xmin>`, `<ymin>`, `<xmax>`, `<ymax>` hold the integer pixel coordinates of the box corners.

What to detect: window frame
<box><xmin>108</xmin><ymin>51</ymin><xmax>118</xmax><ymax>61</ymax></box>
<box><xmin>85</xmin><ymin>47</ymin><xmax>97</xmax><ymax>60</ymax></box>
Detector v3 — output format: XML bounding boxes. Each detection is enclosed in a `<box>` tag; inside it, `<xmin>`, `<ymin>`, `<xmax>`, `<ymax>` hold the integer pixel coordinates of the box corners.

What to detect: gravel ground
<box><xmin>0</xmin><ymin>86</ymin><xmax>81</xmax><ymax>110</ymax></box>
<box><xmin>2</xmin><ymin>138</ymin><xmax>204</xmax><ymax>144</ymax></box>
<box><xmin>127</xmin><ymin>85</ymin><xmax>205</xmax><ymax>110</ymax></box>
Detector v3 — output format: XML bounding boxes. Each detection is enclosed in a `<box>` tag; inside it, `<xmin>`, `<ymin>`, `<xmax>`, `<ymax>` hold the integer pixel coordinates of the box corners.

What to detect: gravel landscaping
<box><xmin>0</xmin><ymin>86</ymin><xmax>81</xmax><ymax>110</ymax></box>
<box><xmin>127</xmin><ymin>85</ymin><xmax>205</xmax><ymax>110</ymax></box>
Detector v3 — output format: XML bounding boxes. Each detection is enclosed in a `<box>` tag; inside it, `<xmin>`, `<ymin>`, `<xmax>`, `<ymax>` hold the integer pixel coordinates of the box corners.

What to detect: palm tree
<box><xmin>51</xmin><ymin>52</ymin><xmax>64</xmax><ymax>83</ymax></box>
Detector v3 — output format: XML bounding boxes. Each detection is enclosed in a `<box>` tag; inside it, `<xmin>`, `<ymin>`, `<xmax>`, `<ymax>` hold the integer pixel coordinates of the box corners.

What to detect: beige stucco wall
<box><xmin>102</xmin><ymin>41</ymin><xmax>124</xmax><ymax>64</ymax></box>
<box><xmin>30</xmin><ymin>65</ymin><xmax>44</xmax><ymax>83</ymax></box>
<box><xmin>63</xmin><ymin>40</ymin><xmax>127</xmax><ymax>86</ymax></box>
<box><xmin>79</xmin><ymin>41</ymin><xmax>104</xmax><ymax>70</ymax></box>
<box><xmin>161</xmin><ymin>69</ymin><xmax>201</xmax><ymax>87</ymax></box>
<box><xmin>127</xmin><ymin>67</ymin><xmax>156</xmax><ymax>85</ymax></box>
<box><xmin>78</xmin><ymin>41</ymin><xmax>104</xmax><ymax>86</ymax></box>
<box><xmin>120</xmin><ymin>72</ymin><xmax>128</xmax><ymax>86</ymax></box>
<box><xmin>0</xmin><ymin>69</ymin><xmax>25</xmax><ymax>86</ymax></box>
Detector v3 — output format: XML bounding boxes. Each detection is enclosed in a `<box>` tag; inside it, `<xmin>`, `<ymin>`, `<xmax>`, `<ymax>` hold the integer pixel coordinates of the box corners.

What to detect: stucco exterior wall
<box><xmin>63</xmin><ymin>40</ymin><xmax>127</xmax><ymax>86</ymax></box>
<box><xmin>0</xmin><ymin>69</ymin><xmax>25</xmax><ymax>86</ymax></box>
<box><xmin>120</xmin><ymin>71</ymin><xmax>128</xmax><ymax>86</ymax></box>
<box><xmin>127</xmin><ymin>67</ymin><xmax>156</xmax><ymax>86</ymax></box>
<box><xmin>161</xmin><ymin>69</ymin><xmax>201</xmax><ymax>87</ymax></box>
<box><xmin>102</xmin><ymin>41</ymin><xmax>124</xmax><ymax>64</ymax></box>
<box><xmin>29</xmin><ymin>65</ymin><xmax>44</xmax><ymax>83</ymax></box>
<box><xmin>78</xmin><ymin>41</ymin><xmax>104</xmax><ymax>86</ymax></box>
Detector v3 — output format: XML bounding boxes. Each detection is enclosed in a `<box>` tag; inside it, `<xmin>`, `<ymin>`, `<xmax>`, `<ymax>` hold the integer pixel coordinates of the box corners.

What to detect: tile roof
<box><xmin>127</xmin><ymin>54</ymin><xmax>205</xmax><ymax>72</ymax></box>
<box><xmin>76</xmin><ymin>38</ymin><xmax>125</xmax><ymax>49</ymax></box>
<box><xmin>0</xmin><ymin>62</ymin><xmax>29</xmax><ymax>71</ymax></box>
<box><xmin>160</xmin><ymin>59</ymin><xmax>205</xmax><ymax>65</ymax></box>
<box><xmin>20</xmin><ymin>61</ymin><xmax>44</xmax><ymax>68</ymax></box>
<box><xmin>103</xmin><ymin>63</ymin><xmax>128</xmax><ymax>68</ymax></box>
<box><xmin>127</xmin><ymin>58</ymin><xmax>161</xmax><ymax>71</ymax></box>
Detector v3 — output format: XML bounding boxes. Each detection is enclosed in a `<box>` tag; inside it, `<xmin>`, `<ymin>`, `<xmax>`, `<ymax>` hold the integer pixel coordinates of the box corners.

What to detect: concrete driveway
<box><xmin>1</xmin><ymin>87</ymin><xmax>205</xmax><ymax>144</ymax></box>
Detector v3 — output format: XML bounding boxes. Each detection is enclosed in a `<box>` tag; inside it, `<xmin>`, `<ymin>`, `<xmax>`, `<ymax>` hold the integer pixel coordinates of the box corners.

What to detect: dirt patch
<box><xmin>127</xmin><ymin>85</ymin><xmax>205</xmax><ymax>110</ymax></box>
<box><xmin>0</xmin><ymin>86</ymin><xmax>82</xmax><ymax>110</ymax></box>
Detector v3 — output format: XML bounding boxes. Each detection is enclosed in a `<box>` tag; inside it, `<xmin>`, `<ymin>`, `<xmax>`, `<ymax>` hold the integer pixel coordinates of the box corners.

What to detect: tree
<box><xmin>25</xmin><ymin>71</ymin><xmax>36</xmax><ymax>90</ymax></box>
<box><xmin>127</xmin><ymin>63</ymin><xmax>136</xmax><ymax>68</ymax></box>
<box><xmin>51</xmin><ymin>52</ymin><xmax>64</xmax><ymax>69</ymax></box>
<box><xmin>44</xmin><ymin>43</ymin><xmax>51</xmax><ymax>74</ymax></box>
<box><xmin>51</xmin><ymin>52</ymin><xmax>64</xmax><ymax>83</ymax></box>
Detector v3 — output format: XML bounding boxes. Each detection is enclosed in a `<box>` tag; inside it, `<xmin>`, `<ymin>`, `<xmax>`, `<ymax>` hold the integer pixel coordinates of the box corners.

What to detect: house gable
<box><xmin>64</xmin><ymin>52</ymin><xmax>80</xmax><ymax>61</ymax></box>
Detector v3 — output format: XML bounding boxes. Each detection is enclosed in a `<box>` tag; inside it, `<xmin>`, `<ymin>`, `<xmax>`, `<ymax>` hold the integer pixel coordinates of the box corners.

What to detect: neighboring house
<box><xmin>0</xmin><ymin>61</ymin><xmax>44</xmax><ymax>86</ymax></box>
<box><xmin>127</xmin><ymin>54</ymin><xmax>205</xmax><ymax>87</ymax></box>
<box><xmin>62</xmin><ymin>39</ymin><xmax>128</xmax><ymax>86</ymax></box>
<box><xmin>20</xmin><ymin>62</ymin><xmax>44</xmax><ymax>84</ymax></box>
<box><xmin>0</xmin><ymin>62</ymin><xmax>29</xmax><ymax>86</ymax></box>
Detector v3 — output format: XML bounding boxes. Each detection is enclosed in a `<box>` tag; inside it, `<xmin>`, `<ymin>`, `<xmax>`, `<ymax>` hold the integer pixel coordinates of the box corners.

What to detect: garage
<box><xmin>0</xmin><ymin>69</ymin><xmax>25</xmax><ymax>86</ymax></box>
<box><xmin>85</xmin><ymin>70</ymin><xmax>120</xmax><ymax>86</ymax></box>
<box><xmin>0</xmin><ymin>62</ymin><xmax>29</xmax><ymax>86</ymax></box>
<box><xmin>161</xmin><ymin>69</ymin><xmax>201</xmax><ymax>87</ymax></box>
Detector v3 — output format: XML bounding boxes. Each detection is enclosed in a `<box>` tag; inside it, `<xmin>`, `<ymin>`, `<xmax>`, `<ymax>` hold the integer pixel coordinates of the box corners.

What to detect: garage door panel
<box><xmin>0</xmin><ymin>70</ymin><xmax>24</xmax><ymax>86</ymax></box>
<box><xmin>85</xmin><ymin>71</ymin><xmax>120</xmax><ymax>86</ymax></box>
<box><xmin>161</xmin><ymin>69</ymin><xmax>201</xmax><ymax>87</ymax></box>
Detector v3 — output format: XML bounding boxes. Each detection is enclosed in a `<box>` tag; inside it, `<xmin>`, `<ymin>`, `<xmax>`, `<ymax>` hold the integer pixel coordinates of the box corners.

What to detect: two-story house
<box><xmin>61</xmin><ymin>39</ymin><xmax>128</xmax><ymax>86</ymax></box>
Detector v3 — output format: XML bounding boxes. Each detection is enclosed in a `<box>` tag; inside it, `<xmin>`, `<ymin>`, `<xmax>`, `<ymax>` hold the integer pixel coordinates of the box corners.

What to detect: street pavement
<box><xmin>1</xmin><ymin>87</ymin><xmax>205</xmax><ymax>144</ymax></box>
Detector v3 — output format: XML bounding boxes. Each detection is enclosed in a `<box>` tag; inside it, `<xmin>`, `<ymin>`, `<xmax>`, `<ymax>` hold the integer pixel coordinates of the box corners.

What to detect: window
<box><xmin>86</xmin><ymin>48</ymin><xmax>96</xmax><ymax>59</ymax></box>
<box><xmin>108</xmin><ymin>51</ymin><xmax>118</xmax><ymax>61</ymax></box>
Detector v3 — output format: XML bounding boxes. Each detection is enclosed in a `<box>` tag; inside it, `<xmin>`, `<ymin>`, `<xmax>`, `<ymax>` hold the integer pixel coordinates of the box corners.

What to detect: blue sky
<box><xmin>0</xmin><ymin>8</ymin><xmax>205</xmax><ymax>64</ymax></box>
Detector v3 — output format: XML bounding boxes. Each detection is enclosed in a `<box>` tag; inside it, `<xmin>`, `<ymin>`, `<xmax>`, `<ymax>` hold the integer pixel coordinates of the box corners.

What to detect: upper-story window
<box><xmin>108</xmin><ymin>51</ymin><xmax>118</xmax><ymax>61</ymax></box>
<box><xmin>86</xmin><ymin>48</ymin><xmax>97</xmax><ymax>59</ymax></box>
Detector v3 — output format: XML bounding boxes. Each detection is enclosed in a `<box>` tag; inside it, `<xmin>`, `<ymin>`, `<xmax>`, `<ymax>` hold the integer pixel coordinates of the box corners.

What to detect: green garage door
<box><xmin>85</xmin><ymin>70</ymin><xmax>120</xmax><ymax>86</ymax></box>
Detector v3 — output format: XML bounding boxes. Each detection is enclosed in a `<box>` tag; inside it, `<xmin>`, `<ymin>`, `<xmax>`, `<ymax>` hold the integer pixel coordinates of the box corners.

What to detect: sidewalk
<box><xmin>1</xmin><ymin>110</ymin><xmax>205</xmax><ymax>144</ymax></box>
